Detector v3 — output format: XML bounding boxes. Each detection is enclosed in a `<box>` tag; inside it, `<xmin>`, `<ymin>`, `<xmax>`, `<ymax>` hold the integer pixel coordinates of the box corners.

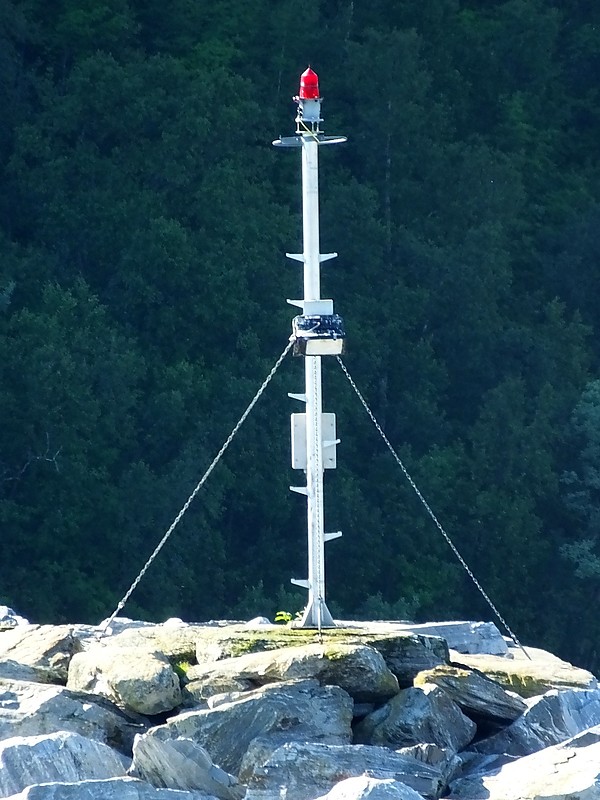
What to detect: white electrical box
<box><xmin>291</xmin><ymin>413</ymin><xmax>338</xmax><ymax>470</ymax></box>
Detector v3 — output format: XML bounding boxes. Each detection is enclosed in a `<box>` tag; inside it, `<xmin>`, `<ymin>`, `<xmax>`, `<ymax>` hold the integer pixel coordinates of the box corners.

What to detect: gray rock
<box><xmin>396</xmin><ymin>744</ymin><xmax>461</xmax><ymax>789</ymax></box>
<box><xmin>352</xmin><ymin>703</ymin><xmax>375</xmax><ymax>719</ymax></box>
<box><xmin>354</xmin><ymin>685</ymin><xmax>476</xmax><ymax>754</ymax></box>
<box><xmin>450</xmin><ymin>645</ymin><xmax>598</xmax><ymax>698</ymax></box>
<box><xmin>3</xmin><ymin>777</ymin><xmax>216</xmax><ymax>799</ymax></box>
<box><xmin>147</xmin><ymin>679</ymin><xmax>353</xmax><ymax>776</ymax></box>
<box><xmin>67</xmin><ymin>646</ymin><xmax>181</xmax><ymax>716</ymax></box>
<box><xmin>161</xmin><ymin>618</ymin><xmax>187</xmax><ymax>629</ymax></box>
<box><xmin>449</xmin><ymin>725</ymin><xmax>600</xmax><ymax>800</ymax></box>
<box><xmin>183</xmin><ymin>676</ymin><xmax>253</xmax><ymax>708</ymax></box>
<box><xmin>0</xmin><ymin>661</ymin><xmax>56</xmax><ymax>685</ymax></box>
<box><xmin>206</xmin><ymin>692</ymin><xmax>246</xmax><ymax>709</ymax></box>
<box><xmin>0</xmin><ymin>731</ymin><xmax>128</xmax><ymax>797</ymax></box>
<box><xmin>100</xmin><ymin>625</ymin><xmax>209</xmax><ymax>662</ymax></box>
<box><xmin>314</xmin><ymin>776</ymin><xmax>426</xmax><ymax>800</ymax></box>
<box><xmin>0</xmin><ymin>608</ymin><xmax>28</xmax><ymax>630</ymax></box>
<box><xmin>396</xmin><ymin>622</ymin><xmax>507</xmax><ymax>656</ymax></box>
<box><xmin>0</xmin><ymin>626</ymin><xmax>96</xmax><ymax>684</ymax></box>
<box><xmin>335</xmin><ymin>621</ymin><xmax>506</xmax><ymax>656</ymax></box>
<box><xmin>96</xmin><ymin>618</ymin><xmax>157</xmax><ymax>637</ymax></box>
<box><xmin>242</xmin><ymin>741</ymin><xmax>445</xmax><ymax>800</ymax></box>
<box><xmin>414</xmin><ymin>665</ymin><xmax>526</xmax><ymax>721</ymax></box>
<box><xmin>451</xmin><ymin>751</ymin><xmax>520</xmax><ymax>785</ymax></box>
<box><xmin>192</xmin><ymin>627</ymin><xmax>448</xmax><ymax>688</ymax></box>
<box><xmin>130</xmin><ymin>734</ymin><xmax>242</xmax><ymax>799</ymax></box>
<box><xmin>0</xmin><ymin>678</ymin><xmax>146</xmax><ymax>752</ymax></box>
<box><xmin>473</xmin><ymin>687</ymin><xmax>600</xmax><ymax>757</ymax></box>
<box><xmin>364</xmin><ymin>636</ymin><xmax>448</xmax><ymax>688</ymax></box>
<box><xmin>187</xmin><ymin>643</ymin><xmax>399</xmax><ymax>703</ymax></box>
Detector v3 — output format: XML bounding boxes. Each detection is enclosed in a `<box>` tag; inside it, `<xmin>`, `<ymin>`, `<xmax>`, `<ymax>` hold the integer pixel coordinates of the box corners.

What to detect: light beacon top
<box><xmin>299</xmin><ymin>67</ymin><xmax>320</xmax><ymax>100</ymax></box>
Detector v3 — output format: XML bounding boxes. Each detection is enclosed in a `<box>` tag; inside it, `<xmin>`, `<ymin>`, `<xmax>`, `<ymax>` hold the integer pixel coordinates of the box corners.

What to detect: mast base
<box><xmin>293</xmin><ymin>597</ymin><xmax>336</xmax><ymax>629</ymax></box>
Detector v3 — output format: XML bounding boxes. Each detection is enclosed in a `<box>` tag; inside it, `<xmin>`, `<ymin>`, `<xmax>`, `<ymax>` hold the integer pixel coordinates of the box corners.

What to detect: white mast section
<box><xmin>273</xmin><ymin>68</ymin><xmax>346</xmax><ymax>628</ymax></box>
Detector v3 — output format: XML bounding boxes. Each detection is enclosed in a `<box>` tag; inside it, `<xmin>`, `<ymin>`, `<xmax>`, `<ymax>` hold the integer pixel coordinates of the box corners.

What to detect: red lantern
<box><xmin>299</xmin><ymin>67</ymin><xmax>319</xmax><ymax>100</ymax></box>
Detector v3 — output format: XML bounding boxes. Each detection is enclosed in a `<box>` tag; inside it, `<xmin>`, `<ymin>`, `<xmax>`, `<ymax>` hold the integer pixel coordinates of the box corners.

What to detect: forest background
<box><xmin>1</xmin><ymin>0</ymin><xmax>600</xmax><ymax>670</ymax></box>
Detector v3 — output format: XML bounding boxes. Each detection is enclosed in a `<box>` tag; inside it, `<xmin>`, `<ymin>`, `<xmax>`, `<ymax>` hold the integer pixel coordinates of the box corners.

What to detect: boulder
<box><xmin>451</xmin><ymin>645</ymin><xmax>598</xmax><ymax>698</ymax></box>
<box><xmin>361</xmin><ymin>636</ymin><xmax>449</xmax><ymax>688</ymax></box>
<box><xmin>146</xmin><ymin>679</ymin><xmax>353</xmax><ymax>776</ymax></box>
<box><xmin>392</xmin><ymin>622</ymin><xmax>507</xmax><ymax>656</ymax></box>
<box><xmin>3</xmin><ymin>777</ymin><xmax>217</xmax><ymax>799</ymax></box>
<box><xmin>414</xmin><ymin>665</ymin><xmax>526</xmax><ymax>721</ymax></box>
<box><xmin>451</xmin><ymin>750</ymin><xmax>518</xmax><ymax>783</ymax></box>
<box><xmin>449</xmin><ymin>725</ymin><xmax>600</xmax><ymax>800</ymax></box>
<box><xmin>206</xmin><ymin>691</ymin><xmax>247</xmax><ymax>709</ymax></box>
<box><xmin>241</xmin><ymin>741</ymin><xmax>446</xmax><ymax>800</ymax></box>
<box><xmin>0</xmin><ymin>661</ymin><xmax>55</xmax><ymax>685</ymax></box>
<box><xmin>67</xmin><ymin>647</ymin><xmax>181</xmax><ymax>715</ymax></box>
<box><xmin>0</xmin><ymin>678</ymin><xmax>147</xmax><ymax>753</ymax></box>
<box><xmin>0</xmin><ymin>731</ymin><xmax>128</xmax><ymax>797</ymax></box>
<box><xmin>99</xmin><ymin>624</ymin><xmax>212</xmax><ymax>662</ymax></box>
<box><xmin>182</xmin><ymin>676</ymin><xmax>253</xmax><ymax>708</ymax></box>
<box><xmin>354</xmin><ymin>685</ymin><xmax>476</xmax><ymax>754</ymax></box>
<box><xmin>95</xmin><ymin>618</ymin><xmax>157</xmax><ymax>637</ymax></box>
<box><xmin>192</xmin><ymin>627</ymin><xmax>448</xmax><ymax>686</ymax></box>
<box><xmin>313</xmin><ymin>776</ymin><xmax>426</xmax><ymax>800</ymax></box>
<box><xmin>0</xmin><ymin>626</ymin><xmax>96</xmax><ymax>684</ymax></box>
<box><xmin>0</xmin><ymin>608</ymin><xmax>28</xmax><ymax>631</ymax></box>
<box><xmin>472</xmin><ymin>687</ymin><xmax>600</xmax><ymax>757</ymax></box>
<box><xmin>130</xmin><ymin>734</ymin><xmax>242</xmax><ymax>799</ymax></box>
<box><xmin>187</xmin><ymin>643</ymin><xmax>399</xmax><ymax>703</ymax></box>
<box><xmin>395</xmin><ymin>744</ymin><xmax>461</xmax><ymax>789</ymax></box>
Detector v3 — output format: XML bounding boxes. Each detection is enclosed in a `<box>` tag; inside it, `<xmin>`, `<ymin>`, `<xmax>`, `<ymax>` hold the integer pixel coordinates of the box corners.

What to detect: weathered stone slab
<box><xmin>449</xmin><ymin>725</ymin><xmax>600</xmax><ymax>800</ymax></box>
<box><xmin>473</xmin><ymin>687</ymin><xmax>600</xmax><ymax>757</ymax></box>
<box><xmin>450</xmin><ymin>646</ymin><xmax>598</xmax><ymax>698</ymax></box>
<box><xmin>313</xmin><ymin>776</ymin><xmax>426</xmax><ymax>800</ymax></box>
<box><xmin>67</xmin><ymin>647</ymin><xmax>181</xmax><ymax>715</ymax></box>
<box><xmin>187</xmin><ymin>643</ymin><xmax>399</xmax><ymax>703</ymax></box>
<box><xmin>3</xmin><ymin>777</ymin><xmax>217</xmax><ymax>799</ymax></box>
<box><xmin>0</xmin><ymin>678</ymin><xmax>146</xmax><ymax>752</ymax></box>
<box><xmin>394</xmin><ymin>622</ymin><xmax>507</xmax><ymax>656</ymax></box>
<box><xmin>0</xmin><ymin>731</ymin><xmax>128</xmax><ymax>797</ymax></box>
<box><xmin>148</xmin><ymin>679</ymin><xmax>353</xmax><ymax>776</ymax></box>
<box><xmin>414</xmin><ymin>665</ymin><xmax>526</xmax><ymax>721</ymax></box>
<box><xmin>96</xmin><ymin>617</ymin><xmax>157</xmax><ymax>637</ymax></box>
<box><xmin>192</xmin><ymin>626</ymin><xmax>448</xmax><ymax>687</ymax></box>
<box><xmin>0</xmin><ymin>626</ymin><xmax>96</xmax><ymax>684</ymax></box>
<box><xmin>242</xmin><ymin>741</ymin><xmax>445</xmax><ymax>800</ymax></box>
<box><xmin>130</xmin><ymin>734</ymin><xmax>242</xmax><ymax>799</ymax></box>
<box><xmin>100</xmin><ymin>624</ymin><xmax>212</xmax><ymax>662</ymax></box>
<box><xmin>354</xmin><ymin>685</ymin><xmax>476</xmax><ymax>754</ymax></box>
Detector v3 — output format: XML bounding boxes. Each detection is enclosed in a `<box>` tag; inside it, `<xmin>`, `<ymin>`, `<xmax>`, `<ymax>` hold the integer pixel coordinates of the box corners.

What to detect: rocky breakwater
<box><xmin>0</xmin><ymin>608</ymin><xmax>598</xmax><ymax>800</ymax></box>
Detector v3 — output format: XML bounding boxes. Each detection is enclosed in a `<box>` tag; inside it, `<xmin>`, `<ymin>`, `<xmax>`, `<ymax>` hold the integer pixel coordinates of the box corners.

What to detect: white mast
<box><xmin>273</xmin><ymin>68</ymin><xmax>346</xmax><ymax>628</ymax></box>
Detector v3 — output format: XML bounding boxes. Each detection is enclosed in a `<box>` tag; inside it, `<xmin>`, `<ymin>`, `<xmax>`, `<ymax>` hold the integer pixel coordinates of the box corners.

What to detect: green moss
<box><xmin>501</xmin><ymin>672</ymin><xmax>552</xmax><ymax>698</ymax></box>
<box><xmin>414</xmin><ymin>665</ymin><xmax>471</xmax><ymax>686</ymax></box>
<box><xmin>322</xmin><ymin>646</ymin><xmax>350</xmax><ymax>661</ymax></box>
<box><xmin>201</xmin><ymin>626</ymin><xmax>408</xmax><ymax>660</ymax></box>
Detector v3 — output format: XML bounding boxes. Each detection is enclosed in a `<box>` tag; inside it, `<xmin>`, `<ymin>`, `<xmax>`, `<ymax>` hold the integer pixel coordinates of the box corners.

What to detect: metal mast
<box><xmin>273</xmin><ymin>68</ymin><xmax>346</xmax><ymax>628</ymax></box>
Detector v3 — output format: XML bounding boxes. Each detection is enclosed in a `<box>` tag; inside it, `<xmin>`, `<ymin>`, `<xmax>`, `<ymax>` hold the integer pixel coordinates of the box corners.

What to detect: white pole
<box><xmin>300</xmin><ymin>136</ymin><xmax>333</xmax><ymax>628</ymax></box>
<box><xmin>302</xmin><ymin>138</ymin><xmax>321</xmax><ymax>301</ymax></box>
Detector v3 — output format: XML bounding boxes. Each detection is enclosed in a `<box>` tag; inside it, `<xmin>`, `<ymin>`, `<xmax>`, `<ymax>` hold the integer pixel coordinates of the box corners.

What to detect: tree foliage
<box><xmin>0</xmin><ymin>0</ymin><xmax>599</xmax><ymax>668</ymax></box>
